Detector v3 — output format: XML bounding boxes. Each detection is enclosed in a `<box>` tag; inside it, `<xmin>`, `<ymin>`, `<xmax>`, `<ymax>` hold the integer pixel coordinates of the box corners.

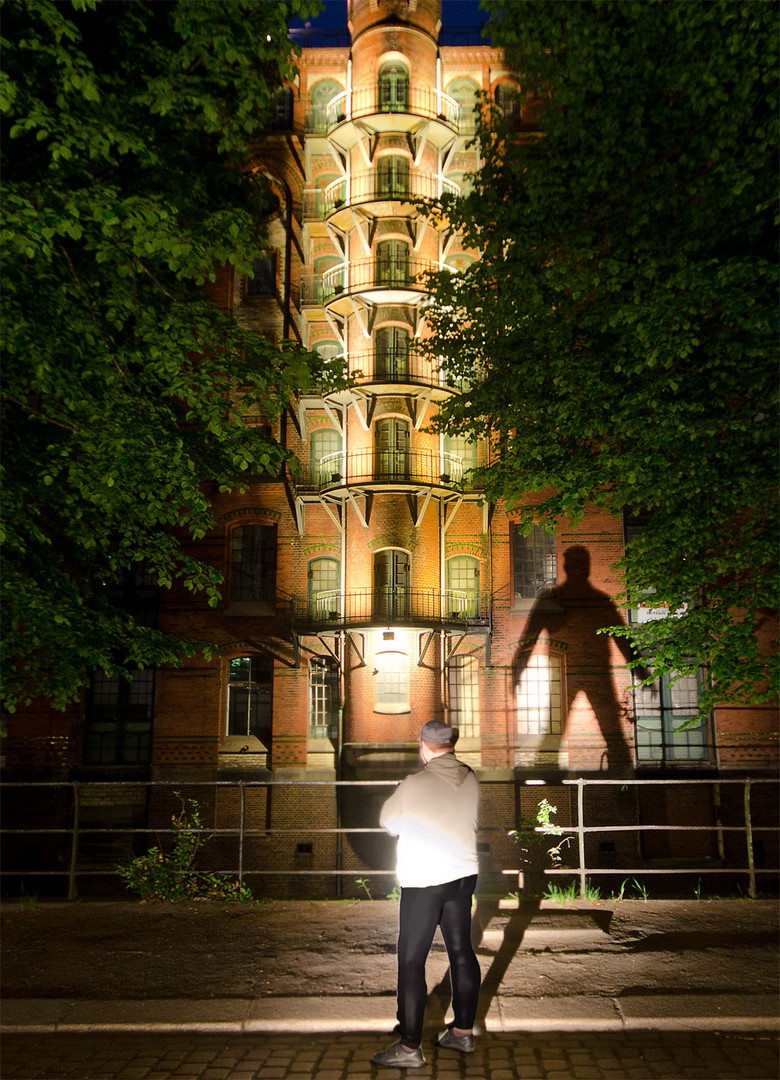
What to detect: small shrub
<box><xmin>117</xmin><ymin>793</ymin><xmax>252</xmax><ymax>902</ymax></box>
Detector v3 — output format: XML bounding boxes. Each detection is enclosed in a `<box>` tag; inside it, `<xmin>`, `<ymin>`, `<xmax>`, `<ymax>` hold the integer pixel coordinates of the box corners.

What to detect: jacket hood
<box><xmin>425</xmin><ymin>752</ymin><xmax>472</xmax><ymax>788</ymax></box>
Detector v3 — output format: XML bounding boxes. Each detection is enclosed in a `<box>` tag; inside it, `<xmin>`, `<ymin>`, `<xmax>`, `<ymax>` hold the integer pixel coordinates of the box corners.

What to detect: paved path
<box><xmin>2</xmin><ymin>1029</ymin><xmax>779</xmax><ymax>1079</ymax></box>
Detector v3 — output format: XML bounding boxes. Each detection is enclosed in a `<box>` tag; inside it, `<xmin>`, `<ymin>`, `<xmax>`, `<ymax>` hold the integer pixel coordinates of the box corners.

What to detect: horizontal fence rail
<box><xmin>1</xmin><ymin>777</ymin><xmax>777</xmax><ymax>901</ymax></box>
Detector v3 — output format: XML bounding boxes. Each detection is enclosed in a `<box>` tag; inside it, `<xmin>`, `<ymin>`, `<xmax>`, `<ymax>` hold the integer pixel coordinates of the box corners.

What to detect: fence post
<box><xmin>238</xmin><ymin>781</ymin><xmax>245</xmax><ymax>890</ymax></box>
<box><xmin>67</xmin><ymin>782</ymin><xmax>80</xmax><ymax>901</ymax></box>
<box><xmin>744</xmin><ymin>778</ymin><xmax>756</xmax><ymax>899</ymax></box>
<box><xmin>577</xmin><ymin>779</ymin><xmax>587</xmax><ymax>899</ymax></box>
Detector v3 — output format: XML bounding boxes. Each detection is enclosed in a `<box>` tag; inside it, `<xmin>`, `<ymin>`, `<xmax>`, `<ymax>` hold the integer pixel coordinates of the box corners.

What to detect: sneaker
<box><xmin>434</xmin><ymin>1026</ymin><xmax>475</xmax><ymax>1053</ymax></box>
<box><xmin>372</xmin><ymin>1041</ymin><xmax>426</xmax><ymax>1069</ymax></box>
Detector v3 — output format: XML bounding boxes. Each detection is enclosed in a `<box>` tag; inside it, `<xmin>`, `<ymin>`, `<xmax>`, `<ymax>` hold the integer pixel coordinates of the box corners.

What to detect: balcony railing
<box><xmin>325</xmin><ymin>85</ymin><xmax>460</xmax><ymax>130</ymax></box>
<box><xmin>293</xmin><ymin>587</ymin><xmax>490</xmax><ymax>632</ymax></box>
<box><xmin>321</xmin><ymin>171</ymin><xmax>459</xmax><ymax>218</ymax></box>
<box><xmin>298</xmin><ymin>448</ymin><xmax>473</xmax><ymax>491</ymax></box>
<box><xmin>347</xmin><ymin>349</ymin><xmax>466</xmax><ymax>391</ymax></box>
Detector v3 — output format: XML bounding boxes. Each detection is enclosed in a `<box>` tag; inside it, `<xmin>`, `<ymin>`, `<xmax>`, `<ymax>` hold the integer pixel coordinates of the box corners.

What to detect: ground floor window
<box><xmin>515</xmin><ymin>653</ymin><xmax>563</xmax><ymax>735</ymax></box>
<box><xmin>447</xmin><ymin>655</ymin><xmax>480</xmax><ymax>737</ymax></box>
<box><xmin>634</xmin><ymin>672</ymin><xmax>710</xmax><ymax>763</ymax></box>
<box><xmin>309</xmin><ymin>657</ymin><xmax>339</xmax><ymax>738</ymax></box>
<box><xmin>227</xmin><ymin>657</ymin><xmax>272</xmax><ymax>740</ymax></box>
<box><xmin>83</xmin><ymin>669</ymin><xmax>155</xmax><ymax>765</ymax></box>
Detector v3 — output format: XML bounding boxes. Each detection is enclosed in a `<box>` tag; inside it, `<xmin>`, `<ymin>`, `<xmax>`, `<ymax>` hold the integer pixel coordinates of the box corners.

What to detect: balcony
<box><xmin>324</xmin><ymin>86</ymin><xmax>460</xmax><ymax>149</ymax></box>
<box><xmin>320</xmin><ymin>171</ymin><xmax>459</xmax><ymax>224</ymax></box>
<box><xmin>292</xmin><ymin>587</ymin><xmax>490</xmax><ymax>632</ymax></box>
<box><xmin>347</xmin><ymin>348</ymin><xmax>466</xmax><ymax>393</ymax></box>
<box><xmin>301</xmin><ymin>257</ymin><xmax>438</xmax><ymax>309</ymax></box>
<box><xmin>297</xmin><ymin>448</ymin><xmax>473</xmax><ymax>493</ymax></box>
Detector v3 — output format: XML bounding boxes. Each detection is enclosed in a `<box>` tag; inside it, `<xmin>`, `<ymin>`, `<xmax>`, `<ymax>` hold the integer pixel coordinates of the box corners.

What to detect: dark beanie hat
<box><xmin>420</xmin><ymin>720</ymin><xmax>457</xmax><ymax>745</ymax></box>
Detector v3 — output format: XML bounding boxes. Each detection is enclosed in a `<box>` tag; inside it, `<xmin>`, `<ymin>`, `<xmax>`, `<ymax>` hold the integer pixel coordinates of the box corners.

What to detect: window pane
<box><xmin>228</xmin><ymin>657</ymin><xmax>273</xmax><ymax>739</ymax></box>
<box><xmin>516</xmin><ymin>654</ymin><xmax>562</xmax><ymax>735</ymax></box>
<box><xmin>634</xmin><ymin>672</ymin><xmax>708</xmax><ymax>763</ymax></box>
<box><xmin>231</xmin><ymin>525</ymin><xmax>277</xmax><ymax>602</ymax></box>
<box><xmin>309</xmin><ymin>656</ymin><xmax>339</xmax><ymax>738</ymax></box>
<box><xmin>308</xmin><ymin>557</ymin><xmax>341</xmax><ymax>617</ymax></box>
<box><xmin>246</xmin><ymin>252</ymin><xmax>277</xmax><ymax>297</ymax></box>
<box><xmin>84</xmin><ymin>669</ymin><xmax>154</xmax><ymax>766</ymax></box>
<box><xmin>512</xmin><ymin>524</ymin><xmax>557</xmax><ymax>602</ymax></box>
<box><xmin>448</xmin><ymin>655</ymin><xmax>480</xmax><ymax>737</ymax></box>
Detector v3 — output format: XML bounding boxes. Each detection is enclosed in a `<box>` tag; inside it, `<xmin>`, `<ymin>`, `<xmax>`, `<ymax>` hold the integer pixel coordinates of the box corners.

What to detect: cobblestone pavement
<box><xmin>2</xmin><ymin>1030</ymin><xmax>778</xmax><ymax>1080</ymax></box>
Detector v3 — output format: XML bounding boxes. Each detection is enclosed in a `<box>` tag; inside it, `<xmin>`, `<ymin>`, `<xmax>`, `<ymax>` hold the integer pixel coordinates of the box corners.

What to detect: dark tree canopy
<box><xmin>1</xmin><ymin>0</ymin><xmax>321</xmax><ymax>710</ymax></box>
<box><xmin>425</xmin><ymin>0</ymin><xmax>778</xmax><ymax>715</ymax></box>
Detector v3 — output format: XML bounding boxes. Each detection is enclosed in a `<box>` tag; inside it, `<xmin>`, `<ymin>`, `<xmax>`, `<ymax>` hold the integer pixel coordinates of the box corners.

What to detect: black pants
<box><xmin>396</xmin><ymin>874</ymin><xmax>480</xmax><ymax>1049</ymax></box>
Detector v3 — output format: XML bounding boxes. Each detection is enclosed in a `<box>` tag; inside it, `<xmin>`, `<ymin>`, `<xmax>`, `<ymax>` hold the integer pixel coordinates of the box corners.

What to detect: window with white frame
<box><xmin>227</xmin><ymin>656</ymin><xmax>272</xmax><ymax>740</ymax></box>
<box><xmin>310</xmin><ymin>428</ymin><xmax>342</xmax><ymax>487</ymax></box>
<box><xmin>308</xmin><ymin>556</ymin><xmax>340</xmax><ymax>619</ymax></box>
<box><xmin>446</xmin><ymin>555</ymin><xmax>481</xmax><ymax>619</ymax></box>
<box><xmin>309</xmin><ymin>656</ymin><xmax>339</xmax><ymax>738</ymax></box>
<box><xmin>375</xmin><ymin>650</ymin><xmax>410</xmax><ymax>713</ymax></box>
<box><xmin>515</xmin><ymin>653</ymin><xmax>563</xmax><ymax>736</ymax></box>
<box><xmin>512</xmin><ymin>524</ymin><xmax>558</xmax><ymax>603</ymax></box>
<box><xmin>447</xmin><ymin>655</ymin><xmax>480</xmax><ymax>737</ymax></box>
<box><xmin>634</xmin><ymin>672</ymin><xmax>710</xmax><ymax>764</ymax></box>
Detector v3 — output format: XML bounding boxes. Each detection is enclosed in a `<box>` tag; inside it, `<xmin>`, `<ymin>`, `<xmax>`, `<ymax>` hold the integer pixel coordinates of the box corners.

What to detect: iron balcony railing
<box><xmin>325</xmin><ymin>85</ymin><xmax>460</xmax><ymax>130</ymax></box>
<box><xmin>297</xmin><ymin>448</ymin><xmax>476</xmax><ymax>491</ymax></box>
<box><xmin>302</xmin><ymin>173</ymin><xmax>458</xmax><ymax>220</ymax></box>
<box><xmin>346</xmin><ymin>348</ymin><xmax>466</xmax><ymax>391</ymax></box>
<box><xmin>292</xmin><ymin>587</ymin><xmax>491</xmax><ymax>632</ymax></box>
<box><xmin>299</xmin><ymin>257</ymin><xmax>438</xmax><ymax>306</ymax></box>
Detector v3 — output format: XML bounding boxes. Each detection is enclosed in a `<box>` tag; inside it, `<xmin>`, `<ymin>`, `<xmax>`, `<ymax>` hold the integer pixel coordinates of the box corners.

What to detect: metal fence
<box><xmin>1</xmin><ymin>776</ymin><xmax>777</xmax><ymax>901</ymax></box>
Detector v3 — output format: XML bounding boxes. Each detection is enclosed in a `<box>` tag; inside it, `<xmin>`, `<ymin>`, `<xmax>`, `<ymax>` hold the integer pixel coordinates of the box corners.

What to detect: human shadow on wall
<box><xmin>514</xmin><ymin>545</ymin><xmax>640</xmax><ymax>774</ymax></box>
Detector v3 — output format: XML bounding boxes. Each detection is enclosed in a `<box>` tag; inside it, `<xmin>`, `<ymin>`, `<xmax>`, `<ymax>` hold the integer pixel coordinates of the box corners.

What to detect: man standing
<box><xmin>372</xmin><ymin>720</ymin><xmax>481</xmax><ymax>1069</ymax></box>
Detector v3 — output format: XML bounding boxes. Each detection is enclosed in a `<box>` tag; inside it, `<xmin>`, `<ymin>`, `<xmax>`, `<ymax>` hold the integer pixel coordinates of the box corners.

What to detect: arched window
<box><xmin>376</xmin><ymin>239</ymin><xmax>410</xmax><ymax>287</ymax></box>
<box><xmin>447</xmin><ymin>78</ymin><xmax>479</xmax><ymax>133</ymax></box>
<box><xmin>444</xmin><ymin>433</ymin><xmax>478</xmax><ymax>484</ymax></box>
<box><xmin>378</xmin><ymin>62</ymin><xmax>409</xmax><ymax>112</ymax></box>
<box><xmin>308</xmin><ymin>556</ymin><xmax>341</xmax><ymax>618</ymax></box>
<box><xmin>375</xmin><ymin>326</ymin><xmax>410</xmax><ymax>379</ymax></box>
<box><xmin>309</xmin><ymin>79</ymin><xmax>341</xmax><ymax>132</ymax></box>
<box><xmin>447</xmin><ymin>555</ymin><xmax>481</xmax><ymax>619</ymax></box>
<box><xmin>310</xmin><ymin>428</ymin><xmax>342</xmax><ymax>487</ymax></box>
<box><xmin>447</xmin><ymin>655</ymin><xmax>480</xmax><ymax>737</ymax></box>
<box><xmin>374</xmin><ymin>417</ymin><xmax>410</xmax><ymax>479</ymax></box>
<box><xmin>495</xmin><ymin>82</ymin><xmax>522</xmax><ymax>130</ymax></box>
<box><xmin>373</xmin><ymin>549</ymin><xmax>410</xmax><ymax>622</ymax></box>
<box><xmin>377</xmin><ymin>155</ymin><xmax>410</xmax><ymax>199</ymax></box>
<box><xmin>515</xmin><ymin>652</ymin><xmax>563</xmax><ymax>735</ymax></box>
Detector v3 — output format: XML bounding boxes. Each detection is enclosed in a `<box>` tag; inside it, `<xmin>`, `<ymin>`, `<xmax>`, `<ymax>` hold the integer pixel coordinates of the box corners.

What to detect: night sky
<box><xmin>289</xmin><ymin>1</ymin><xmax>489</xmax><ymax>45</ymax></box>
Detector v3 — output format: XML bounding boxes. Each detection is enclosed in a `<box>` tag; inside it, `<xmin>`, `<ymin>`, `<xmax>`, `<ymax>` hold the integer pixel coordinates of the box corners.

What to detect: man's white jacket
<box><xmin>379</xmin><ymin>753</ymin><xmax>479</xmax><ymax>888</ymax></box>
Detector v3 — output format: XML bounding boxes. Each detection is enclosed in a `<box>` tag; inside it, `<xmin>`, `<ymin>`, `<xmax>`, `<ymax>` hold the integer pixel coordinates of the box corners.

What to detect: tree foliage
<box><xmin>1</xmin><ymin>0</ymin><xmax>321</xmax><ymax>711</ymax></box>
<box><xmin>426</xmin><ymin>0</ymin><xmax>778</xmax><ymax>714</ymax></box>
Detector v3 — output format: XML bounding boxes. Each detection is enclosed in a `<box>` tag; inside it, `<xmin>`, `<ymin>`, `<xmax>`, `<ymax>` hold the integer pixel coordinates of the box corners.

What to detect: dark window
<box><xmin>83</xmin><ymin>669</ymin><xmax>155</xmax><ymax>766</ymax></box>
<box><xmin>634</xmin><ymin>672</ymin><xmax>710</xmax><ymax>764</ymax></box>
<box><xmin>512</xmin><ymin>524</ymin><xmax>557</xmax><ymax>603</ymax></box>
<box><xmin>375</xmin><ymin>326</ymin><xmax>410</xmax><ymax>379</ymax></box>
<box><xmin>227</xmin><ymin>656</ymin><xmax>272</xmax><ymax>739</ymax></box>
<box><xmin>270</xmin><ymin>86</ymin><xmax>294</xmax><ymax>130</ymax></box>
<box><xmin>230</xmin><ymin>524</ymin><xmax>277</xmax><ymax>603</ymax></box>
<box><xmin>495</xmin><ymin>82</ymin><xmax>522</xmax><ymax>129</ymax></box>
<box><xmin>246</xmin><ymin>252</ymin><xmax>277</xmax><ymax>298</ymax></box>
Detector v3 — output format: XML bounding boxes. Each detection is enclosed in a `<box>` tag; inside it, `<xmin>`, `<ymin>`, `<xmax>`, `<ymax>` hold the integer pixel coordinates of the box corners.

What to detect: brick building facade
<box><xmin>3</xmin><ymin>0</ymin><xmax>777</xmax><ymax>899</ymax></box>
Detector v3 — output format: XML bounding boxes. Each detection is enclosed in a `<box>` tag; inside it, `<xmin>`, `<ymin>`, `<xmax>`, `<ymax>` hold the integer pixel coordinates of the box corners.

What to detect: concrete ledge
<box><xmin>2</xmin><ymin>995</ymin><xmax>778</xmax><ymax>1035</ymax></box>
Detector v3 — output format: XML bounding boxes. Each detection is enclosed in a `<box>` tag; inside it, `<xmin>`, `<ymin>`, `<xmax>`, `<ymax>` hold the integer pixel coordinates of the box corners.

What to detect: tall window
<box><xmin>373</xmin><ymin>549</ymin><xmax>410</xmax><ymax>621</ymax></box>
<box><xmin>448</xmin><ymin>78</ymin><xmax>479</xmax><ymax>133</ymax></box>
<box><xmin>447</xmin><ymin>656</ymin><xmax>480</xmax><ymax>737</ymax></box>
<box><xmin>308</xmin><ymin>556</ymin><xmax>341</xmax><ymax>619</ymax></box>
<box><xmin>246</xmin><ymin>252</ymin><xmax>277</xmax><ymax>297</ymax></box>
<box><xmin>375</xmin><ymin>650</ymin><xmax>410</xmax><ymax>713</ymax></box>
<box><xmin>447</xmin><ymin>555</ymin><xmax>481</xmax><ymax>619</ymax></box>
<box><xmin>512</xmin><ymin>524</ymin><xmax>557</xmax><ymax>603</ymax></box>
<box><xmin>309</xmin><ymin>657</ymin><xmax>339</xmax><ymax>738</ymax></box>
<box><xmin>83</xmin><ymin>669</ymin><xmax>155</xmax><ymax>766</ymax></box>
<box><xmin>227</xmin><ymin>657</ymin><xmax>272</xmax><ymax>740</ymax></box>
<box><xmin>516</xmin><ymin>653</ymin><xmax>563</xmax><ymax>735</ymax></box>
<box><xmin>310</xmin><ymin>428</ymin><xmax>342</xmax><ymax>487</ymax></box>
<box><xmin>378</xmin><ymin>62</ymin><xmax>409</xmax><ymax>112</ymax></box>
<box><xmin>444</xmin><ymin>433</ymin><xmax>477</xmax><ymax>484</ymax></box>
<box><xmin>376</xmin><ymin>240</ymin><xmax>410</xmax><ymax>287</ymax></box>
<box><xmin>375</xmin><ymin>326</ymin><xmax>410</xmax><ymax>379</ymax></box>
<box><xmin>495</xmin><ymin>82</ymin><xmax>522</xmax><ymax>129</ymax></box>
<box><xmin>230</xmin><ymin>524</ymin><xmax>277</xmax><ymax>603</ymax></box>
<box><xmin>374</xmin><ymin>417</ymin><xmax>410</xmax><ymax>479</ymax></box>
<box><xmin>309</xmin><ymin>79</ymin><xmax>341</xmax><ymax>132</ymax></box>
<box><xmin>634</xmin><ymin>672</ymin><xmax>710</xmax><ymax>764</ymax></box>
<box><xmin>377</xmin><ymin>155</ymin><xmax>410</xmax><ymax>199</ymax></box>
